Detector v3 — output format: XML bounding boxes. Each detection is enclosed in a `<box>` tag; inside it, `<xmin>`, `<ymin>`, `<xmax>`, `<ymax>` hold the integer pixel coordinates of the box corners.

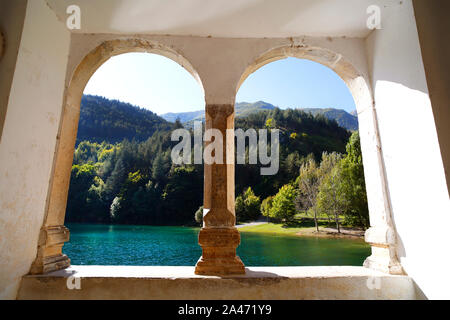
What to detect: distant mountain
<box><xmin>77</xmin><ymin>95</ymin><xmax>174</xmax><ymax>143</ymax></box>
<box><xmin>159</xmin><ymin>110</ymin><xmax>204</xmax><ymax>123</ymax></box>
<box><xmin>161</xmin><ymin>101</ymin><xmax>358</xmax><ymax>131</ymax></box>
<box><xmin>160</xmin><ymin>101</ymin><xmax>276</xmax><ymax>124</ymax></box>
<box><xmin>300</xmin><ymin>108</ymin><xmax>358</xmax><ymax>131</ymax></box>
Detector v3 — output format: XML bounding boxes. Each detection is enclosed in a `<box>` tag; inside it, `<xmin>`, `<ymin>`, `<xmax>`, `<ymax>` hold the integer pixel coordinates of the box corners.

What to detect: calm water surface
<box><xmin>63</xmin><ymin>223</ymin><xmax>370</xmax><ymax>266</ymax></box>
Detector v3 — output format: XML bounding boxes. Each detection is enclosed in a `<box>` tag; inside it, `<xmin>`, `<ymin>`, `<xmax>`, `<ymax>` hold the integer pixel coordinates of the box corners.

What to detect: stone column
<box><xmin>29</xmin><ymin>96</ymin><xmax>80</xmax><ymax>274</ymax></box>
<box><xmin>357</xmin><ymin>104</ymin><xmax>404</xmax><ymax>275</ymax></box>
<box><xmin>195</xmin><ymin>104</ymin><xmax>245</xmax><ymax>275</ymax></box>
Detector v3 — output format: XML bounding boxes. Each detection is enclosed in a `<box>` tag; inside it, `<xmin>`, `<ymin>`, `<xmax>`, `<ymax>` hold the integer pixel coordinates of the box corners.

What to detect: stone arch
<box><xmin>237</xmin><ymin>45</ymin><xmax>372</xmax><ymax>114</ymax></box>
<box><xmin>236</xmin><ymin>45</ymin><xmax>403</xmax><ymax>274</ymax></box>
<box><xmin>30</xmin><ymin>38</ymin><xmax>205</xmax><ymax>274</ymax></box>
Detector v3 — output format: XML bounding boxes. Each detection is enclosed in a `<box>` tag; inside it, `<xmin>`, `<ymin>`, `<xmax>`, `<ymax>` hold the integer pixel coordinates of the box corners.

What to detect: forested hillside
<box><xmin>77</xmin><ymin>95</ymin><xmax>175</xmax><ymax>143</ymax></box>
<box><xmin>67</xmin><ymin>96</ymin><xmax>367</xmax><ymax>229</ymax></box>
<box><xmin>301</xmin><ymin>108</ymin><xmax>358</xmax><ymax>131</ymax></box>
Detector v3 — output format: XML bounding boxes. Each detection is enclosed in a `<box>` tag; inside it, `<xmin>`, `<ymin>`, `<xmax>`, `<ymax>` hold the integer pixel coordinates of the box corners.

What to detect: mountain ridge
<box><xmin>77</xmin><ymin>94</ymin><xmax>175</xmax><ymax>143</ymax></box>
<box><xmin>161</xmin><ymin>101</ymin><xmax>358</xmax><ymax>131</ymax></box>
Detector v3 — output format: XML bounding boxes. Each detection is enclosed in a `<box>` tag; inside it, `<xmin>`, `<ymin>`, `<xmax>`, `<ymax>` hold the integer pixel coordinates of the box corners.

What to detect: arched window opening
<box><xmin>234</xmin><ymin>57</ymin><xmax>371</xmax><ymax>266</ymax></box>
<box><xmin>62</xmin><ymin>52</ymin><xmax>206</xmax><ymax>266</ymax></box>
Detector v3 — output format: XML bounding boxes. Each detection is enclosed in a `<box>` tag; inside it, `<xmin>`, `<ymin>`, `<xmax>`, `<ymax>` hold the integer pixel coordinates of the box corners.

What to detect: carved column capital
<box><xmin>205</xmin><ymin>104</ymin><xmax>234</xmax><ymax>120</ymax></box>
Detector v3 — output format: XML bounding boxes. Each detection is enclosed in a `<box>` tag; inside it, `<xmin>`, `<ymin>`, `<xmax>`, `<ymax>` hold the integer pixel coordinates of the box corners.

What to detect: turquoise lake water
<box><xmin>63</xmin><ymin>223</ymin><xmax>370</xmax><ymax>266</ymax></box>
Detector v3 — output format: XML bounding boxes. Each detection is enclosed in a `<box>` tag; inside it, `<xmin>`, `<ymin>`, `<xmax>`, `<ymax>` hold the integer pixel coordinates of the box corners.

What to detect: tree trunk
<box><xmin>314</xmin><ymin>209</ymin><xmax>319</xmax><ymax>232</ymax></box>
<box><xmin>334</xmin><ymin>209</ymin><xmax>340</xmax><ymax>233</ymax></box>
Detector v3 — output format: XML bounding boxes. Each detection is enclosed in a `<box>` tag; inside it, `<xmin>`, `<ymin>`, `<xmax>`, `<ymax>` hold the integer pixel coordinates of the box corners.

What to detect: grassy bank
<box><xmin>238</xmin><ymin>220</ymin><xmax>365</xmax><ymax>239</ymax></box>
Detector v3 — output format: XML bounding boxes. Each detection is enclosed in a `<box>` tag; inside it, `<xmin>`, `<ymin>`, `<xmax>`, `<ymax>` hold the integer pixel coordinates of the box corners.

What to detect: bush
<box><xmin>269</xmin><ymin>184</ymin><xmax>298</xmax><ymax>223</ymax></box>
<box><xmin>261</xmin><ymin>196</ymin><xmax>274</xmax><ymax>218</ymax></box>
<box><xmin>235</xmin><ymin>187</ymin><xmax>261</xmax><ymax>222</ymax></box>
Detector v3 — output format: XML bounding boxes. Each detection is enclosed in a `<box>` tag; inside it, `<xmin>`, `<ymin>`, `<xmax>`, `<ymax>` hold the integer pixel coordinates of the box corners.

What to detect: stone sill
<box><xmin>18</xmin><ymin>265</ymin><xmax>418</xmax><ymax>300</ymax></box>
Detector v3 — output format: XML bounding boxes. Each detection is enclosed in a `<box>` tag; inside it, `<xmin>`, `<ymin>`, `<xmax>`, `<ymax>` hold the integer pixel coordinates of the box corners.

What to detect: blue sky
<box><xmin>84</xmin><ymin>53</ymin><xmax>356</xmax><ymax>114</ymax></box>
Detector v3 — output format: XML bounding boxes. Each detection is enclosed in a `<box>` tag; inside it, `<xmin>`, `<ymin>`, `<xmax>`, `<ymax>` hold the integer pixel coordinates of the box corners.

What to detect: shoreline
<box><xmin>66</xmin><ymin>222</ymin><xmax>365</xmax><ymax>240</ymax></box>
<box><xmin>238</xmin><ymin>222</ymin><xmax>366</xmax><ymax>240</ymax></box>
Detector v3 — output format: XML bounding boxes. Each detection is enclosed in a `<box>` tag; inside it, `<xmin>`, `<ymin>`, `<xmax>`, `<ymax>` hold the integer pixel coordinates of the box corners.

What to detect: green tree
<box><xmin>163</xmin><ymin>166</ymin><xmax>203</xmax><ymax>225</ymax></box>
<box><xmin>317</xmin><ymin>164</ymin><xmax>347</xmax><ymax>233</ymax></box>
<box><xmin>261</xmin><ymin>196</ymin><xmax>274</xmax><ymax>220</ymax></box>
<box><xmin>339</xmin><ymin>131</ymin><xmax>370</xmax><ymax>229</ymax></box>
<box><xmin>235</xmin><ymin>195</ymin><xmax>245</xmax><ymax>222</ymax></box>
<box><xmin>104</xmin><ymin>158</ymin><xmax>126</xmax><ymax>201</ymax></box>
<box><xmin>151</xmin><ymin>152</ymin><xmax>170</xmax><ymax>184</ymax></box>
<box><xmin>65</xmin><ymin>163</ymin><xmax>98</xmax><ymax>222</ymax></box>
<box><xmin>295</xmin><ymin>158</ymin><xmax>321</xmax><ymax>231</ymax></box>
<box><xmin>235</xmin><ymin>187</ymin><xmax>261</xmax><ymax>222</ymax></box>
<box><xmin>269</xmin><ymin>184</ymin><xmax>298</xmax><ymax>224</ymax></box>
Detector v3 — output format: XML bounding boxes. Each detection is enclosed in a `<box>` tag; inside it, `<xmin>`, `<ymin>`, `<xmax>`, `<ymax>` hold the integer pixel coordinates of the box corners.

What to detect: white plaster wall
<box><xmin>366</xmin><ymin>0</ymin><xmax>450</xmax><ymax>299</ymax></box>
<box><xmin>0</xmin><ymin>0</ymin><xmax>70</xmax><ymax>299</ymax></box>
<box><xmin>0</xmin><ymin>0</ymin><xmax>27</xmax><ymax>140</ymax></box>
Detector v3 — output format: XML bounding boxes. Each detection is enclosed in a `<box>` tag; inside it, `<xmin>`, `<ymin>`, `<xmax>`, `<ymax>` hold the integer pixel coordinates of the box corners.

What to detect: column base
<box><xmin>363</xmin><ymin>226</ymin><xmax>404</xmax><ymax>275</ymax></box>
<box><xmin>30</xmin><ymin>254</ymin><xmax>71</xmax><ymax>275</ymax></box>
<box><xmin>195</xmin><ymin>227</ymin><xmax>245</xmax><ymax>275</ymax></box>
<box><xmin>195</xmin><ymin>256</ymin><xmax>245</xmax><ymax>275</ymax></box>
<box><xmin>29</xmin><ymin>225</ymin><xmax>71</xmax><ymax>274</ymax></box>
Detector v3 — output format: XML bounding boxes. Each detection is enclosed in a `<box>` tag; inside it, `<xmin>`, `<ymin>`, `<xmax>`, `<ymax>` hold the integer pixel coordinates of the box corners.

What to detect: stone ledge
<box><xmin>18</xmin><ymin>266</ymin><xmax>419</xmax><ymax>300</ymax></box>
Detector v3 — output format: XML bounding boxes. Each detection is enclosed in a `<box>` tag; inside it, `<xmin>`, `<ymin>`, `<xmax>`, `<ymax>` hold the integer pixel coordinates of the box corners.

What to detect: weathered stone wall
<box><xmin>0</xmin><ymin>0</ymin><xmax>70</xmax><ymax>299</ymax></box>
<box><xmin>0</xmin><ymin>0</ymin><xmax>27</xmax><ymax>140</ymax></box>
<box><xmin>365</xmin><ymin>0</ymin><xmax>450</xmax><ymax>299</ymax></box>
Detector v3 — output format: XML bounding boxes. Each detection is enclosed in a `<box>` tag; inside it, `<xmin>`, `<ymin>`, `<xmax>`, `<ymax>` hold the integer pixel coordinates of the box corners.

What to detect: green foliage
<box><xmin>78</xmin><ymin>95</ymin><xmax>175</xmax><ymax>143</ymax></box>
<box><xmin>261</xmin><ymin>196</ymin><xmax>274</xmax><ymax>218</ymax></box>
<box><xmin>316</xmin><ymin>161</ymin><xmax>347</xmax><ymax>232</ymax></box>
<box><xmin>66</xmin><ymin>95</ymin><xmax>366</xmax><ymax>229</ymax></box>
<box><xmin>152</xmin><ymin>153</ymin><xmax>169</xmax><ymax>182</ymax></box>
<box><xmin>268</xmin><ymin>184</ymin><xmax>298</xmax><ymax>223</ymax></box>
<box><xmin>235</xmin><ymin>187</ymin><xmax>261</xmax><ymax>222</ymax></box>
<box><xmin>265</xmin><ymin>118</ymin><xmax>274</xmax><ymax>129</ymax></box>
<box><xmin>295</xmin><ymin>157</ymin><xmax>320</xmax><ymax>212</ymax></box>
<box><xmin>299</xmin><ymin>132</ymin><xmax>369</xmax><ymax>230</ymax></box>
<box><xmin>338</xmin><ymin>132</ymin><xmax>369</xmax><ymax>228</ymax></box>
<box><xmin>235</xmin><ymin>107</ymin><xmax>350</xmax><ymax>201</ymax></box>
<box><xmin>300</xmin><ymin>107</ymin><xmax>358</xmax><ymax>131</ymax></box>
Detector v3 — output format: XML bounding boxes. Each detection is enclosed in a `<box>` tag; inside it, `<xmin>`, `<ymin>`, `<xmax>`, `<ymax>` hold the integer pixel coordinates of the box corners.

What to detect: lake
<box><xmin>63</xmin><ymin>223</ymin><xmax>371</xmax><ymax>266</ymax></box>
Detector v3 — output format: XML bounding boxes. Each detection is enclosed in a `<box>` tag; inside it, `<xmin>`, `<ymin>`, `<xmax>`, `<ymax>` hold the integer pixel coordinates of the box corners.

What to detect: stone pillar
<box><xmin>195</xmin><ymin>104</ymin><xmax>245</xmax><ymax>275</ymax></box>
<box><xmin>357</xmin><ymin>104</ymin><xmax>404</xmax><ymax>275</ymax></box>
<box><xmin>29</xmin><ymin>95</ymin><xmax>81</xmax><ymax>274</ymax></box>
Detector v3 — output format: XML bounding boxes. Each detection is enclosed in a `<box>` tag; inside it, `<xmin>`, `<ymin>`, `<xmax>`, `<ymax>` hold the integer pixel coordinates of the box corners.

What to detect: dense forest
<box><xmin>66</xmin><ymin>95</ymin><xmax>368</xmax><ymax>229</ymax></box>
<box><xmin>77</xmin><ymin>95</ymin><xmax>174</xmax><ymax>143</ymax></box>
